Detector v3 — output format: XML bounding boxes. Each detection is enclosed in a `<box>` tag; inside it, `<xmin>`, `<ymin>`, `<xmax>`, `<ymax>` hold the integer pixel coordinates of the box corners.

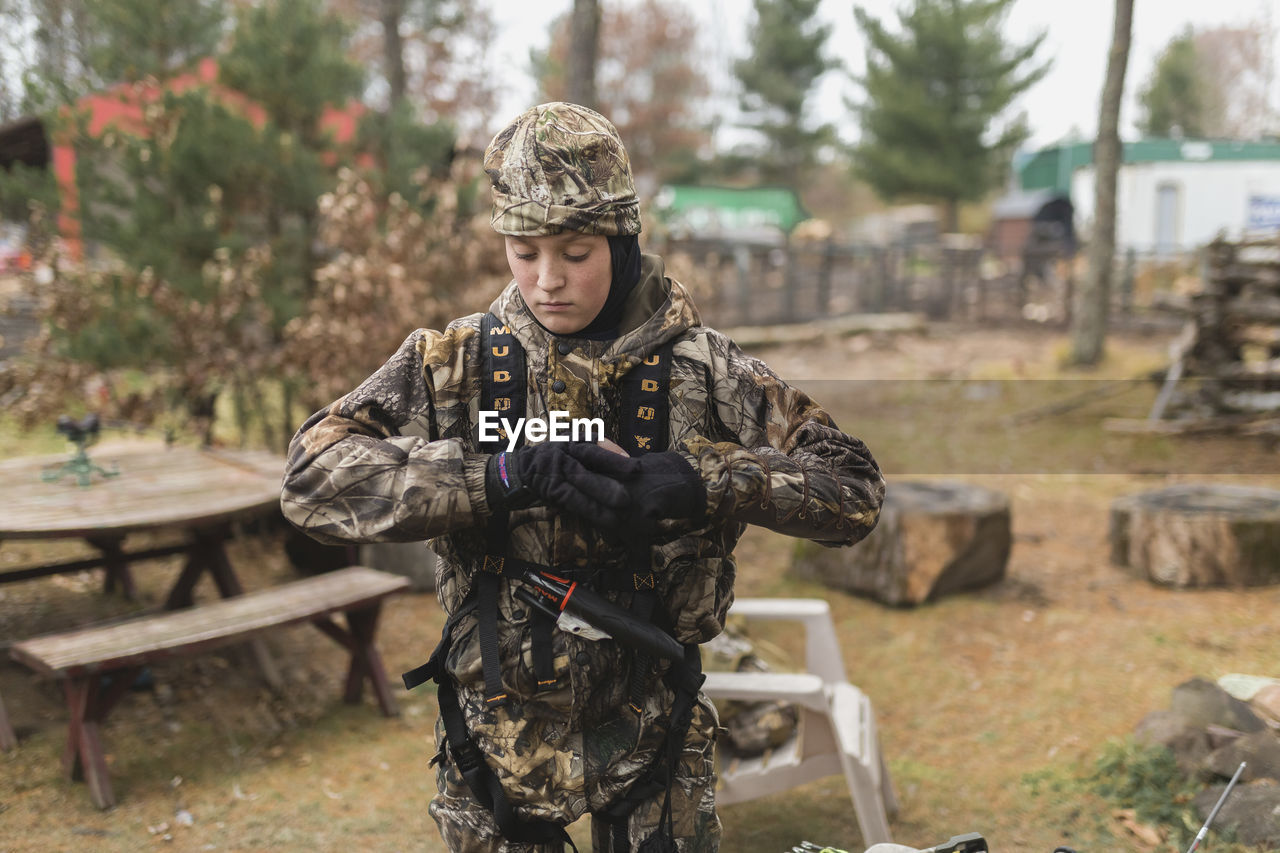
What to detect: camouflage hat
<box><xmin>483</xmin><ymin>102</ymin><xmax>641</xmax><ymax>237</ymax></box>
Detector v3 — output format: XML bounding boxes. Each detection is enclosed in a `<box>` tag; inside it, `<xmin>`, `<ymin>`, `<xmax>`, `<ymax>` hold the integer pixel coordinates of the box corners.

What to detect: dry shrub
<box><xmin>284</xmin><ymin>161</ymin><xmax>509</xmax><ymax>408</ymax></box>
<box><xmin>3</xmin><ymin>163</ymin><xmax>511</xmax><ymax>445</ymax></box>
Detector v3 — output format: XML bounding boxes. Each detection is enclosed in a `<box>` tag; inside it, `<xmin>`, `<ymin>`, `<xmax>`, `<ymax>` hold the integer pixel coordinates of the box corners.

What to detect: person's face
<box><xmin>506</xmin><ymin>233</ymin><xmax>611</xmax><ymax>335</ymax></box>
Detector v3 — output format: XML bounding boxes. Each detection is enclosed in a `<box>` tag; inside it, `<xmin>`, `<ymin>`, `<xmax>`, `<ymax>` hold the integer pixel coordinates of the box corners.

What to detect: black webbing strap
<box><xmin>404</xmin><ymin>614</ymin><xmax>576</xmax><ymax>851</ymax></box>
<box><xmin>618</xmin><ymin>342</ymin><xmax>674</xmax><ymax>457</ymax></box>
<box><xmin>401</xmin><ymin>594</ymin><xmax>478</xmax><ymax>691</ymax></box>
<box><xmin>478</xmin><ymin>313</ymin><xmax>526</xmax><ymax>454</ymax></box>
<box><xmin>476</xmin><ymin>570</ymin><xmax>508</xmax><ymax>706</ymax></box>
<box><xmin>476</xmin><ymin>312</ymin><xmax>531</xmax><ymax>706</ymax></box>
<box><xmin>625</xmin><ymin>548</ymin><xmax>657</xmax><ymax>716</ymax></box>
<box><xmin>596</xmin><ymin>644</ymin><xmax>705</xmax><ymax>852</ymax></box>
<box><xmin>475</xmin><ymin>553</ymin><xmax>573</xmax><ymax>706</ymax></box>
<box><xmin>531</xmin><ymin>613</ymin><xmax>557</xmax><ymax>691</ymax></box>
<box><xmin>618</xmin><ymin>341</ymin><xmax>674</xmax><ymax>716</ymax></box>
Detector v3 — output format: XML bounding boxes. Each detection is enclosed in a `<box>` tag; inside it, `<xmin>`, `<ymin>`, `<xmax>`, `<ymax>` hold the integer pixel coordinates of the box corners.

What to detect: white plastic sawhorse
<box><xmin>702</xmin><ymin>598</ymin><xmax>898</xmax><ymax>845</ymax></box>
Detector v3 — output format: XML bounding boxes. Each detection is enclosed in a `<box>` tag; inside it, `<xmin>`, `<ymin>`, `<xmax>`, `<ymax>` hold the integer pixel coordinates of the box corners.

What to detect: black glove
<box><xmin>485</xmin><ymin>441</ymin><xmax>636</xmax><ymax>530</ymax></box>
<box><xmin>626</xmin><ymin>451</ymin><xmax>707</xmax><ymax>538</ymax></box>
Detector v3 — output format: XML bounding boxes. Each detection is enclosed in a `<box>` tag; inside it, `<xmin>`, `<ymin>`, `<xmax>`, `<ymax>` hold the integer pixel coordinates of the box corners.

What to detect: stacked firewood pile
<box><xmin>1147</xmin><ymin>235</ymin><xmax>1280</xmax><ymax>430</ymax></box>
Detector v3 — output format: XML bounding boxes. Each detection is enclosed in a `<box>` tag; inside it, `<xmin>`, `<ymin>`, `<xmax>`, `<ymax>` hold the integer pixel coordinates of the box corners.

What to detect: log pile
<box><xmin>1146</xmin><ymin>235</ymin><xmax>1280</xmax><ymax>430</ymax></box>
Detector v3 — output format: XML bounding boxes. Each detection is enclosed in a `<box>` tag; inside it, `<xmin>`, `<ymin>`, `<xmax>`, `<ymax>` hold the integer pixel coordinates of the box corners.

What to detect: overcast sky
<box><xmin>484</xmin><ymin>0</ymin><xmax>1280</xmax><ymax>150</ymax></box>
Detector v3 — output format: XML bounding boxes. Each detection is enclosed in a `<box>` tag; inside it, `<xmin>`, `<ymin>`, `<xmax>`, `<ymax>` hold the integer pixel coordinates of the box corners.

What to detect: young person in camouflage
<box><xmin>281</xmin><ymin>102</ymin><xmax>885</xmax><ymax>853</ymax></box>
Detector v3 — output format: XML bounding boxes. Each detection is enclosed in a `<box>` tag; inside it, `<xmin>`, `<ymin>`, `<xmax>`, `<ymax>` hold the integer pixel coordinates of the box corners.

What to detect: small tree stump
<box><xmin>1110</xmin><ymin>485</ymin><xmax>1280</xmax><ymax>588</ymax></box>
<box><xmin>790</xmin><ymin>480</ymin><xmax>1011</xmax><ymax>606</ymax></box>
<box><xmin>358</xmin><ymin>542</ymin><xmax>437</xmax><ymax>592</ymax></box>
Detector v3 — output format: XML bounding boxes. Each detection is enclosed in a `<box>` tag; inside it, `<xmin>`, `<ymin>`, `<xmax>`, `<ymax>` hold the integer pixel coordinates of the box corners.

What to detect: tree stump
<box><xmin>790</xmin><ymin>480</ymin><xmax>1011</xmax><ymax>606</ymax></box>
<box><xmin>358</xmin><ymin>542</ymin><xmax>437</xmax><ymax>592</ymax></box>
<box><xmin>1110</xmin><ymin>485</ymin><xmax>1280</xmax><ymax>588</ymax></box>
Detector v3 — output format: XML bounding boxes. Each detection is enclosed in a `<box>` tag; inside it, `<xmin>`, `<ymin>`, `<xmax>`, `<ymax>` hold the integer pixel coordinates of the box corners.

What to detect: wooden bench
<box><xmin>8</xmin><ymin>565</ymin><xmax>411</xmax><ymax>808</ymax></box>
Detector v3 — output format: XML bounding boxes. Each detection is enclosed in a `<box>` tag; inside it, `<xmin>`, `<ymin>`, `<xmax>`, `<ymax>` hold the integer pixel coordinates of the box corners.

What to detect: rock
<box><xmin>1252</xmin><ymin>684</ymin><xmax>1280</xmax><ymax>727</ymax></box>
<box><xmin>1193</xmin><ymin>782</ymin><xmax>1280</xmax><ymax>847</ymax></box>
<box><xmin>790</xmin><ymin>480</ymin><xmax>1011</xmax><ymax>606</ymax></box>
<box><xmin>1110</xmin><ymin>485</ymin><xmax>1280</xmax><ymax>587</ymax></box>
<box><xmin>1171</xmin><ymin>677</ymin><xmax>1266</xmax><ymax>733</ymax></box>
<box><xmin>1205</xmin><ymin>724</ymin><xmax>1245</xmax><ymax>750</ymax></box>
<box><xmin>1218</xmin><ymin>673</ymin><xmax>1280</xmax><ymax>701</ymax></box>
<box><xmin>1133</xmin><ymin>710</ymin><xmax>1211</xmax><ymax>774</ymax></box>
<box><xmin>1205</xmin><ymin>731</ymin><xmax>1280</xmax><ymax>783</ymax></box>
<box><xmin>358</xmin><ymin>541</ymin><xmax>437</xmax><ymax>592</ymax></box>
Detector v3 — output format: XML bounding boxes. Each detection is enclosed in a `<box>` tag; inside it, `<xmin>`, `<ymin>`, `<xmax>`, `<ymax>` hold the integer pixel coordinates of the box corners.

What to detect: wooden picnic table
<box><xmin>0</xmin><ymin>441</ymin><xmax>285</xmax><ymax>604</ymax></box>
<box><xmin>0</xmin><ymin>441</ymin><xmax>287</xmax><ymax>751</ymax></box>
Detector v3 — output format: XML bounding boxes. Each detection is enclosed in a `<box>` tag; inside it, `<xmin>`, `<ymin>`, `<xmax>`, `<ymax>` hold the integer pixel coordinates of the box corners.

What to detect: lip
<box><xmin>540</xmin><ymin>302</ymin><xmax>573</xmax><ymax>311</ymax></box>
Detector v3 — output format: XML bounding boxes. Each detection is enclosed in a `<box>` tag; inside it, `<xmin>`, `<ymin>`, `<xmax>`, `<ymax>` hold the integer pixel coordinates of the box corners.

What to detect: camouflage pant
<box><xmin>429</xmin><ymin>700</ymin><xmax>722</xmax><ymax>852</ymax></box>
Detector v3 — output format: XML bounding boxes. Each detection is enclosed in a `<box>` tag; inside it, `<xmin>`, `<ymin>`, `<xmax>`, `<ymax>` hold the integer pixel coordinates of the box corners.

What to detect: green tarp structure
<box><xmin>1019</xmin><ymin>138</ymin><xmax>1280</xmax><ymax>194</ymax></box>
<box><xmin>655</xmin><ymin>185</ymin><xmax>808</xmax><ymax>235</ymax></box>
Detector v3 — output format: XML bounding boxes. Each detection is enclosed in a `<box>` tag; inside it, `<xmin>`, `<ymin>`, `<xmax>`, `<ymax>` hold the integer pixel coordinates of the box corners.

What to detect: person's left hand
<box><xmin>624</xmin><ymin>451</ymin><xmax>706</xmax><ymax>539</ymax></box>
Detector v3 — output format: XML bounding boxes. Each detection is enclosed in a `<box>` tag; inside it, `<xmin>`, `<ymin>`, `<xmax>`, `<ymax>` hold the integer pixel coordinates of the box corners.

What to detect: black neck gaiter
<box><xmin>574</xmin><ymin>234</ymin><xmax>642</xmax><ymax>340</ymax></box>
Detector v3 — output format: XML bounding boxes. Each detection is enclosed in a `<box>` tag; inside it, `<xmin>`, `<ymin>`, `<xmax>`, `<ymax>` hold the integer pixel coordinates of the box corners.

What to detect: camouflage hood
<box><xmin>483</xmin><ymin>101</ymin><xmax>642</xmax><ymax>237</ymax></box>
<box><xmin>488</xmin><ymin>252</ymin><xmax>699</xmax><ymax>369</ymax></box>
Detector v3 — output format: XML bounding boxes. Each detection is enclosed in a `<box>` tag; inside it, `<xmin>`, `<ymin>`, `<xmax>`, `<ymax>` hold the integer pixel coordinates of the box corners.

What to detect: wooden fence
<box><xmin>660</xmin><ymin>235</ymin><xmax>1190</xmax><ymax>331</ymax></box>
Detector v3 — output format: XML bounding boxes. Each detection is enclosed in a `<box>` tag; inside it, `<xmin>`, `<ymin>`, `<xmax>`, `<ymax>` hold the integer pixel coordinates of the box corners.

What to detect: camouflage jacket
<box><xmin>280</xmin><ymin>253</ymin><xmax>884</xmax><ymax>822</ymax></box>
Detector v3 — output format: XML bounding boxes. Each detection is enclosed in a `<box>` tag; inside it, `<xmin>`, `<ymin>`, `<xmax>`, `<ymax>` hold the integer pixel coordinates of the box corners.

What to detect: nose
<box><xmin>536</xmin><ymin>257</ymin><xmax>566</xmax><ymax>293</ymax></box>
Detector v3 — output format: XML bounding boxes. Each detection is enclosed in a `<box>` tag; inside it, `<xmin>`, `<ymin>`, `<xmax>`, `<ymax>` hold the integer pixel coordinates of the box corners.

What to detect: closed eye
<box><xmin>564</xmin><ymin>252</ymin><xmax>590</xmax><ymax>263</ymax></box>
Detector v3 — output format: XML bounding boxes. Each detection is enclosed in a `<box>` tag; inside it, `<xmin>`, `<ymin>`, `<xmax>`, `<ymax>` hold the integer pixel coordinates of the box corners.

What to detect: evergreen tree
<box><xmin>733</xmin><ymin>0</ymin><xmax>834</xmax><ymax>188</ymax></box>
<box><xmin>32</xmin><ymin>0</ymin><xmax>368</xmax><ymax>440</ymax></box>
<box><xmin>4</xmin><ymin>0</ymin><xmax>466</xmax><ymax>444</ymax></box>
<box><xmin>220</xmin><ymin>0</ymin><xmax>363</xmax><ymax>148</ymax></box>
<box><xmin>851</xmin><ymin>0</ymin><xmax>1049</xmax><ymax>232</ymax></box>
<box><xmin>1136</xmin><ymin>30</ymin><xmax>1207</xmax><ymax>138</ymax></box>
<box><xmin>85</xmin><ymin>0</ymin><xmax>226</xmax><ymax>83</ymax></box>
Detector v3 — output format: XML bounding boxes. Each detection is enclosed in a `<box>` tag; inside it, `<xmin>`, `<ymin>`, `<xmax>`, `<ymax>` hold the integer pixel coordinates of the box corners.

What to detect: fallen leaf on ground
<box><xmin>1112</xmin><ymin>808</ymin><xmax>1165</xmax><ymax>849</ymax></box>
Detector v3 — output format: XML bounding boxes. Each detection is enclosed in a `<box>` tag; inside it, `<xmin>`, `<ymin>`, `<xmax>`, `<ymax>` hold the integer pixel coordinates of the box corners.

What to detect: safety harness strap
<box><xmin>405</xmin><ymin>610</ymin><xmax>577</xmax><ymax>851</ymax></box>
<box><xmin>618</xmin><ymin>342</ymin><xmax>674</xmax><ymax>716</ymax></box>
<box><xmin>478</xmin><ymin>313</ymin><xmax>526</xmax><ymax>454</ymax></box>
<box><xmin>596</xmin><ymin>643</ymin><xmax>704</xmax><ymax>853</ymax></box>
<box><xmin>618</xmin><ymin>343</ymin><xmax>674</xmax><ymax>457</ymax></box>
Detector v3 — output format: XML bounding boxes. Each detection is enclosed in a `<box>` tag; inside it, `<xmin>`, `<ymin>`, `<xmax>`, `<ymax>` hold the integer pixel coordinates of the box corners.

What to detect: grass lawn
<box><xmin>2</xmin><ymin>323</ymin><xmax>1278</xmax><ymax>852</ymax></box>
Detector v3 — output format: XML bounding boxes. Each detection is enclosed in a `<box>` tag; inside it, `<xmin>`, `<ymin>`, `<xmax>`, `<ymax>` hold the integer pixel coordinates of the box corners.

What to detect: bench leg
<box><xmin>62</xmin><ymin>670</ymin><xmax>137</xmax><ymax>809</ymax></box>
<box><xmin>62</xmin><ymin>669</ymin><xmax>139</xmax><ymax>809</ymax></box>
<box><xmin>312</xmin><ymin>605</ymin><xmax>398</xmax><ymax>717</ymax></box>
<box><xmin>348</xmin><ymin>605</ymin><xmax>397</xmax><ymax>716</ymax></box>
<box><xmin>0</xmin><ymin>687</ymin><xmax>16</xmax><ymax>751</ymax></box>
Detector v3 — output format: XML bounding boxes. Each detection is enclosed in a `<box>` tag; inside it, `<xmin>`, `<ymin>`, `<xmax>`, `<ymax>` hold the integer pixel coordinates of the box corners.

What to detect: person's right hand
<box><xmin>485</xmin><ymin>441</ymin><xmax>637</xmax><ymax>530</ymax></box>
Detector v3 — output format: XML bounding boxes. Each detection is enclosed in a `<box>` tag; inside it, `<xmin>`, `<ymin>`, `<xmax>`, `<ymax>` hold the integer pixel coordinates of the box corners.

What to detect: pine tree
<box><xmin>851</xmin><ymin>0</ymin><xmax>1049</xmax><ymax>232</ymax></box>
<box><xmin>1136</xmin><ymin>30</ymin><xmax>1205</xmax><ymax>138</ymax></box>
<box><xmin>85</xmin><ymin>0</ymin><xmax>226</xmax><ymax>84</ymax></box>
<box><xmin>733</xmin><ymin>0</ymin><xmax>834</xmax><ymax>189</ymax></box>
<box><xmin>6</xmin><ymin>0</ymin><xmax>466</xmax><ymax>444</ymax></box>
<box><xmin>32</xmin><ymin>0</ymin><xmax>368</xmax><ymax>440</ymax></box>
